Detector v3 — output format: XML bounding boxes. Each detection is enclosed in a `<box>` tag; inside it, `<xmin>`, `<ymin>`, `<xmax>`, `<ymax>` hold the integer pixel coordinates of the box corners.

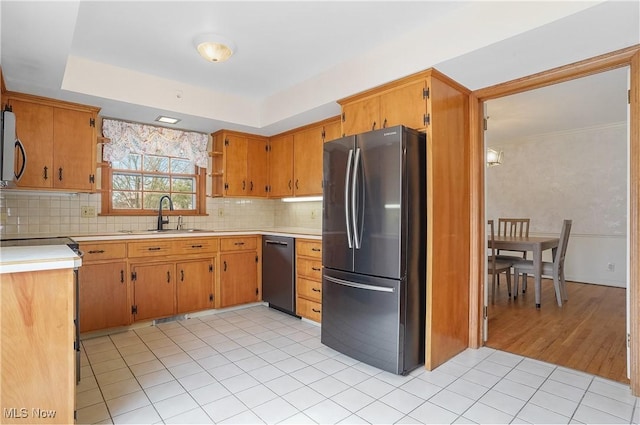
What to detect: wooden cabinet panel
<box><xmin>341</xmin><ymin>96</ymin><xmax>380</xmax><ymax>136</ymax></box>
<box><xmin>1</xmin><ymin>268</ymin><xmax>75</xmax><ymax>424</ymax></box>
<box><xmin>177</xmin><ymin>258</ymin><xmax>214</xmax><ymax>313</ymax></box>
<box><xmin>268</xmin><ymin>134</ymin><xmax>294</xmax><ymax>197</ymax></box>
<box><xmin>379</xmin><ymin>80</ymin><xmax>427</xmax><ymax>131</ymax></box>
<box><xmin>79</xmin><ymin>261</ymin><xmax>129</xmax><ymax>332</ymax></box>
<box><xmin>81</xmin><ymin>242</ymin><xmax>127</xmax><ymax>261</ymax></box>
<box><xmin>323</xmin><ymin>120</ymin><xmax>342</xmax><ymax>144</ymax></box>
<box><xmin>297</xmin><ymin>257</ymin><xmax>322</xmax><ymax>281</ymax></box>
<box><xmin>247</xmin><ymin>137</ymin><xmax>269</xmax><ymax>196</ymax></box>
<box><xmin>297</xmin><ymin>277</ymin><xmax>322</xmax><ymax>303</ymax></box>
<box><xmin>173</xmin><ymin>238</ymin><xmax>218</xmax><ymax>255</ymax></box>
<box><xmin>296</xmin><ymin>240</ymin><xmax>322</xmax><ymax>258</ymax></box>
<box><xmin>128</xmin><ymin>239</ymin><xmax>175</xmax><ymax>257</ymax></box>
<box><xmin>297</xmin><ymin>297</ymin><xmax>322</xmax><ymax>322</ymax></box>
<box><xmin>53</xmin><ymin>107</ymin><xmax>95</xmax><ymax>191</ymax></box>
<box><xmin>132</xmin><ymin>262</ymin><xmax>176</xmax><ymax>321</ymax></box>
<box><xmin>220</xmin><ymin>251</ymin><xmax>259</xmax><ymax>308</ymax></box>
<box><xmin>220</xmin><ymin>236</ymin><xmax>258</xmax><ymax>251</ymax></box>
<box><xmin>225</xmin><ymin>134</ymin><xmax>248</xmax><ymax>196</ymax></box>
<box><xmin>10</xmin><ymin>98</ymin><xmax>54</xmax><ymax>188</ymax></box>
<box><xmin>293</xmin><ymin>126</ymin><xmax>323</xmax><ymax>196</ymax></box>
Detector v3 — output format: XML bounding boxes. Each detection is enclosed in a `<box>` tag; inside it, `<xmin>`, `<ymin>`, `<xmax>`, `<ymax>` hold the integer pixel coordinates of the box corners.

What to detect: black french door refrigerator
<box><xmin>321</xmin><ymin>125</ymin><xmax>426</xmax><ymax>375</ymax></box>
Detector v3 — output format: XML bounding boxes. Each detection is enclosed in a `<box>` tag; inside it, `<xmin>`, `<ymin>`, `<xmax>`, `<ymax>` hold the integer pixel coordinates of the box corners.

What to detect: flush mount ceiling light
<box><xmin>155</xmin><ymin>115</ymin><xmax>181</xmax><ymax>124</ymax></box>
<box><xmin>194</xmin><ymin>33</ymin><xmax>235</xmax><ymax>63</ymax></box>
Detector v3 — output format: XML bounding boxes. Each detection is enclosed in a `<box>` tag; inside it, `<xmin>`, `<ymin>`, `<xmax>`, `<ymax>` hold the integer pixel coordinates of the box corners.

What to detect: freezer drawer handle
<box><xmin>324</xmin><ymin>275</ymin><xmax>395</xmax><ymax>293</ymax></box>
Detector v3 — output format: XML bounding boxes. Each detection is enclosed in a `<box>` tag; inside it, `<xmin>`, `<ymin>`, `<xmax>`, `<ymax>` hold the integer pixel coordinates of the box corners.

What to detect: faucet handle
<box><xmin>177</xmin><ymin>215</ymin><xmax>183</xmax><ymax>230</ymax></box>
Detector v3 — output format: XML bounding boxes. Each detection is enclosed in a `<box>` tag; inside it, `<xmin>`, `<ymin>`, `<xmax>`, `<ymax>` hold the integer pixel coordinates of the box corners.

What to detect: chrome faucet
<box><xmin>157</xmin><ymin>195</ymin><xmax>174</xmax><ymax>230</ymax></box>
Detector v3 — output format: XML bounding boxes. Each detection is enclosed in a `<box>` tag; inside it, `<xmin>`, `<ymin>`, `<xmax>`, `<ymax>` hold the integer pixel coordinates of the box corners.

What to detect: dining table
<box><xmin>489</xmin><ymin>235</ymin><xmax>560</xmax><ymax>308</ymax></box>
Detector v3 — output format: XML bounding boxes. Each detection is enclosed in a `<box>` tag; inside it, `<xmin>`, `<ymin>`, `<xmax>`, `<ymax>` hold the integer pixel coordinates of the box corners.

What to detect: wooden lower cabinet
<box><xmin>218</xmin><ymin>236</ymin><xmax>261</xmax><ymax>308</ymax></box>
<box><xmin>177</xmin><ymin>258</ymin><xmax>215</xmax><ymax>313</ymax></box>
<box><xmin>131</xmin><ymin>262</ymin><xmax>176</xmax><ymax>321</ymax></box>
<box><xmin>79</xmin><ymin>261</ymin><xmax>129</xmax><ymax>332</ymax></box>
<box><xmin>1</xmin><ymin>268</ymin><xmax>75</xmax><ymax>424</ymax></box>
<box><xmin>295</xmin><ymin>239</ymin><xmax>322</xmax><ymax>322</ymax></box>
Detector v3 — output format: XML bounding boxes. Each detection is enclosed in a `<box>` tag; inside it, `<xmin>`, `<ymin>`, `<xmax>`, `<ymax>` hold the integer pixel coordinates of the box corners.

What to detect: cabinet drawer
<box><xmin>296</xmin><ymin>240</ymin><xmax>322</xmax><ymax>259</ymax></box>
<box><xmin>297</xmin><ymin>257</ymin><xmax>322</xmax><ymax>281</ymax></box>
<box><xmin>297</xmin><ymin>277</ymin><xmax>322</xmax><ymax>303</ymax></box>
<box><xmin>220</xmin><ymin>236</ymin><xmax>258</xmax><ymax>251</ymax></box>
<box><xmin>128</xmin><ymin>240</ymin><xmax>175</xmax><ymax>257</ymax></box>
<box><xmin>174</xmin><ymin>238</ymin><xmax>218</xmax><ymax>255</ymax></box>
<box><xmin>80</xmin><ymin>242</ymin><xmax>126</xmax><ymax>262</ymax></box>
<box><xmin>297</xmin><ymin>297</ymin><xmax>322</xmax><ymax>322</ymax></box>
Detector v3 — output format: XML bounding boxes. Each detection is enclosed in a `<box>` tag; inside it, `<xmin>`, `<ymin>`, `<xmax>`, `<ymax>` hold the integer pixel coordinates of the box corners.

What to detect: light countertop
<box><xmin>0</xmin><ymin>245</ymin><xmax>82</xmax><ymax>274</ymax></box>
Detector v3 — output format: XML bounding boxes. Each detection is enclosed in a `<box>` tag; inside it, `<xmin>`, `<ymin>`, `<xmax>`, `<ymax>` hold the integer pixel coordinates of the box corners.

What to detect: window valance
<box><xmin>102</xmin><ymin>119</ymin><xmax>209</xmax><ymax>168</ymax></box>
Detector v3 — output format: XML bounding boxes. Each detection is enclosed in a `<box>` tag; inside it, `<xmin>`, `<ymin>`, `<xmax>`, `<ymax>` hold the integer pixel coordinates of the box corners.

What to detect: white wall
<box><xmin>486</xmin><ymin>123</ymin><xmax>627</xmax><ymax>287</ymax></box>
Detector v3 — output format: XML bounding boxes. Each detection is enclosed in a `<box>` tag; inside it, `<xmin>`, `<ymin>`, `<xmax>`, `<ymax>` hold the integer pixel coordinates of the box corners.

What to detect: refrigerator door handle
<box><xmin>325</xmin><ymin>275</ymin><xmax>395</xmax><ymax>293</ymax></box>
<box><xmin>352</xmin><ymin>147</ymin><xmax>362</xmax><ymax>249</ymax></box>
<box><xmin>344</xmin><ymin>148</ymin><xmax>354</xmax><ymax>249</ymax></box>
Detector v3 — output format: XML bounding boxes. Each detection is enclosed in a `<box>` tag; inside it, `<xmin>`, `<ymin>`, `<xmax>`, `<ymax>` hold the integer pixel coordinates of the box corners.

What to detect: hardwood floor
<box><xmin>486</xmin><ymin>277</ymin><xmax>629</xmax><ymax>384</ymax></box>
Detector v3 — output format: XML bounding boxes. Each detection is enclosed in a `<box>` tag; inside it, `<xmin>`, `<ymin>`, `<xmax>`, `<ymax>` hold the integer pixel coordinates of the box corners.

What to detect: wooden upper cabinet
<box><xmin>247</xmin><ymin>136</ymin><xmax>269</xmax><ymax>197</ymax></box>
<box><xmin>211</xmin><ymin>130</ymin><xmax>269</xmax><ymax>198</ymax></box>
<box><xmin>224</xmin><ymin>134</ymin><xmax>248</xmax><ymax>196</ymax></box>
<box><xmin>341</xmin><ymin>96</ymin><xmax>380</xmax><ymax>136</ymax></box>
<box><xmin>293</xmin><ymin>126</ymin><xmax>324</xmax><ymax>196</ymax></box>
<box><xmin>379</xmin><ymin>79</ymin><xmax>428</xmax><ymax>131</ymax></box>
<box><xmin>339</xmin><ymin>71</ymin><xmax>434</xmax><ymax>136</ymax></box>
<box><xmin>6</xmin><ymin>92</ymin><xmax>99</xmax><ymax>192</ymax></box>
<box><xmin>268</xmin><ymin>134</ymin><xmax>294</xmax><ymax>197</ymax></box>
<box><xmin>323</xmin><ymin>119</ymin><xmax>341</xmax><ymax>144</ymax></box>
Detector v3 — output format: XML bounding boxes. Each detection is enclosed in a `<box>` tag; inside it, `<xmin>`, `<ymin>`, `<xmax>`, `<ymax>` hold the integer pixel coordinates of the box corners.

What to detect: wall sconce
<box><xmin>194</xmin><ymin>33</ymin><xmax>235</xmax><ymax>63</ymax></box>
<box><xmin>487</xmin><ymin>148</ymin><xmax>503</xmax><ymax>167</ymax></box>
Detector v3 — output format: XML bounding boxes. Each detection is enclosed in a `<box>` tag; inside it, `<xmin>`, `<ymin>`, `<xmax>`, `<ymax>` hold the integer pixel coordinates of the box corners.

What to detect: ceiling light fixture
<box><xmin>194</xmin><ymin>33</ymin><xmax>235</xmax><ymax>63</ymax></box>
<box><xmin>486</xmin><ymin>148</ymin><xmax>504</xmax><ymax>167</ymax></box>
<box><xmin>155</xmin><ymin>116</ymin><xmax>181</xmax><ymax>125</ymax></box>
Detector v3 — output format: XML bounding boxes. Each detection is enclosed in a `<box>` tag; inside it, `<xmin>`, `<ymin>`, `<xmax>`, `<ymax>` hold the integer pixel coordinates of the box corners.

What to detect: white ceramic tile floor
<box><xmin>77</xmin><ymin>305</ymin><xmax>639</xmax><ymax>424</ymax></box>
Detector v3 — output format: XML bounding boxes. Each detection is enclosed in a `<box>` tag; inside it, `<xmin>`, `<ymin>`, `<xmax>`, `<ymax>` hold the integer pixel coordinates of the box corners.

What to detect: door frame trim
<box><xmin>468</xmin><ymin>44</ymin><xmax>640</xmax><ymax>395</ymax></box>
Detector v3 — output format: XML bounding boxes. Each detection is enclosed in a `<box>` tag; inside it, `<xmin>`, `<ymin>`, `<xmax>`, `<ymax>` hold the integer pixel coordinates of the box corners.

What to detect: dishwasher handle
<box><xmin>265</xmin><ymin>239</ymin><xmax>288</xmax><ymax>246</ymax></box>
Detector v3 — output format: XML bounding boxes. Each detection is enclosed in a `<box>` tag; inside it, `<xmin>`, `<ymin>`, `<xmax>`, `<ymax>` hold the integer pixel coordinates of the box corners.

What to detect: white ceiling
<box><xmin>1</xmin><ymin>1</ymin><xmax>639</xmax><ymax>138</ymax></box>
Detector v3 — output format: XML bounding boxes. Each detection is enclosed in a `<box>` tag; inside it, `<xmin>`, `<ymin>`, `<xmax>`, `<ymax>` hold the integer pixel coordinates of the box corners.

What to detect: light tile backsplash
<box><xmin>0</xmin><ymin>192</ymin><xmax>322</xmax><ymax>237</ymax></box>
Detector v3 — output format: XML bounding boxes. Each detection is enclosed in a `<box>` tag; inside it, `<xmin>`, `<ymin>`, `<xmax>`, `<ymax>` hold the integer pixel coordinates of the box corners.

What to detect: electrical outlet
<box><xmin>217</xmin><ymin>208</ymin><xmax>224</xmax><ymax>218</ymax></box>
<box><xmin>607</xmin><ymin>262</ymin><xmax>615</xmax><ymax>272</ymax></box>
<box><xmin>81</xmin><ymin>206</ymin><xmax>96</xmax><ymax>218</ymax></box>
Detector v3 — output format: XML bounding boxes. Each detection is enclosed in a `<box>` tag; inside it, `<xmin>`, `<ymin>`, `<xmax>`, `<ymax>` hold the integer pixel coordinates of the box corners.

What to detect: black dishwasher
<box><xmin>262</xmin><ymin>236</ymin><xmax>296</xmax><ymax>316</ymax></box>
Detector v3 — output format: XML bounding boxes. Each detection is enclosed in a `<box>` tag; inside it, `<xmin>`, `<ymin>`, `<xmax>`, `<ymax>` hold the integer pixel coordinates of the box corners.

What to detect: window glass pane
<box><xmin>171</xmin><ymin>159</ymin><xmax>195</xmax><ymax>174</ymax></box>
<box><xmin>143</xmin><ymin>176</ymin><xmax>170</xmax><ymax>191</ymax></box>
<box><xmin>173</xmin><ymin>193</ymin><xmax>194</xmax><ymax>210</ymax></box>
<box><xmin>113</xmin><ymin>173</ymin><xmax>141</xmax><ymax>190</ymax></box>
<box><xmin>112</xmin><ymin>191</ymin><xmax>141</xmax><ymax>209</ymax></box>
<box><xmin>112</xmin><ymin>154</ymin><xmax>142</xmax><ymax>171</ymax></box>
<box><xmin>143</xmin><ymin>193</ymin><xmax>166</xmax><ymax>210</ymax></box>
<box><xmin>144</xmin><ymin>155</ymin><xmax>169</xmax><ymax>173</ymax></box>
<box><xmin>172</xmin><ymin>177</ymin><xmax>194</xmax><ymax>192</ymax></box>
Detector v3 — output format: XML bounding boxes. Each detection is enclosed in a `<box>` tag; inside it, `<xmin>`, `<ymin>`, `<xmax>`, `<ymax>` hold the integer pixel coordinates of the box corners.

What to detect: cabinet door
<box><xmin>220</xmin><ymin>252</ymin><xmax>258</xmax><ymax>307</ymax></box>
<box><xmin>341</xmin><ymin>96</ymin><xmax>380</xmax><ymax>136</ymax></box>
<box><xmin>293</xmin><ymin>126</ymin><xmax>323</xmax><ymax>196</ymax></box>
<box><xmin>53</xmin><ymin>108</ymin><xmax>95</xmax><ymax>191</ymax></box>
<box><xmin>132</xmin><ymin>262</ymin><xmax>176</xmax><ymax>321</ymax></box>
<box><xmin>268</xmin><ymin>134</ymin><xmax>294</xmax><ymax>197</ymax></box>
<box><xmin>323</xmin><ymin>120</ymin><xmax>342</xmax><ymax>144</ymax></box>
<box><xmin>247</xmin><ymin>137</ymin><xmax>269</xmax><ymax>197</ymax></box>
<box><xmin>9</xmin><ymin>98</ymin><xmax>54</xmax><ymax>188</ymax></box>
<box><xmin>224</xmin><ymin>134</ymin><xmax>248</xmax><ymax>196</ymax></box>
<box><xmin>79</xmin><ymin>262</ymin><xmax>129</xmax><ymax>332</ymax></box>
<box><xmin>177</xmin><ymin>258</ymin><xmax>214</xmax><ymax>313</ymax></box>
<box><xmin>379</xmin><ymin>80</ymin><xmax>427</xmax><ymax>131</ymax></box>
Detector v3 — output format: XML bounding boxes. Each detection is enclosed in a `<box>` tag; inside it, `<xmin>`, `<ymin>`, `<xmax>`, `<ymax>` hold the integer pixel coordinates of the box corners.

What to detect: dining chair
<box><xmin>496</xmin><ymin>218</ymin><xmax>530</xmax><ymax>261</ymax></box>
<box><xmin>512</xmin><ymin>219</ymin><xmax>572</xmax><ymax>307</ymax></box>
<box><xmin>488</xmin><ymin>220</ymin><xmax>514</xmax><ymax>301</ymax></box>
